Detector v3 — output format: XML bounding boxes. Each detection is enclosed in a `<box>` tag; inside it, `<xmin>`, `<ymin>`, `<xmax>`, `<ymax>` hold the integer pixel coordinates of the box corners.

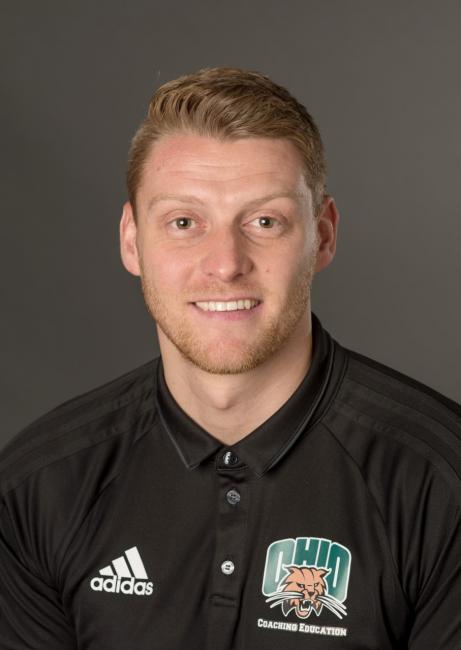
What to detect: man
<box><xmin>0</xmin><ymin>68</ymin><xmax>460</xmax><ymax>649</ymax></box>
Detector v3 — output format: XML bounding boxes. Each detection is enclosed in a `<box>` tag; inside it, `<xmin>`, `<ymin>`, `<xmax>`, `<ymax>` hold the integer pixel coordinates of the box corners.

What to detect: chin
<box><xmin>156</xmin><ymin>307</ymin><xmax>305</xmax><ymax>375</ymax></box>
<box><xmin>181</xmin><ymin>348</ymin><xmax>264</xmax><ymax>375</ymax></box>
<box><xmin>177</xmin><ymin>334</ymin><xmax>284</xmax><ymax>374</ymax></box>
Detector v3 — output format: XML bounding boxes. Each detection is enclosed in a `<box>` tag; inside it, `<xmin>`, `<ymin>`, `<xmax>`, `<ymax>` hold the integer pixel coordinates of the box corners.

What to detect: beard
<box><xmin>138</xmin><ymin>253</ymin><xmax>317</xmax><ymax>376</ymax></box>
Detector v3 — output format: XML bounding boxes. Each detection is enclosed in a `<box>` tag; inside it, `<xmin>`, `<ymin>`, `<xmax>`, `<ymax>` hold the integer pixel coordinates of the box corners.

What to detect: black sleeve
<box><xmin>407</xmin><ymin>499</ymin><xmax>461</xmax><ymax>649</ymax></box>
<box><xmin>0</xmin><ymin>504</ymin><xmax>77</xmax><ymax>649</ymax></box>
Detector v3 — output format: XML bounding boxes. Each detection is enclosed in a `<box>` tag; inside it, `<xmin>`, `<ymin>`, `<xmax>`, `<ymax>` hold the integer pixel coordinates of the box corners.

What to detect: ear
<box><xmin>316</xmin><ymin>568</ymin><xmax>331</xmax><ymax>578</ymax></box>
<box><xmin>120</xmin><ymin>201</ymin><xmax>141</xmax><ymax>277</ymax></box>
<box><xmin>314</xmin><ymin>196</ymin><xmax>339</xmax><ymax>273</ymax></box>
<box><xmin>282</xmin><ymin>564</ymin><xmax>301</xmax><ymax>575</ymax></box>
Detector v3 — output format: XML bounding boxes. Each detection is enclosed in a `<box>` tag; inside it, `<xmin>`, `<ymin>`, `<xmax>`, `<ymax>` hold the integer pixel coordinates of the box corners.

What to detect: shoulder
<box><xmin>325</xmin><ymin>342</ymin><xmax>461</xmax><ymax>505</ymax></box>
<box><xmin>0</xmin><ymin>358</ymin><xmax>161</xmax><ymax>498</ymax></box>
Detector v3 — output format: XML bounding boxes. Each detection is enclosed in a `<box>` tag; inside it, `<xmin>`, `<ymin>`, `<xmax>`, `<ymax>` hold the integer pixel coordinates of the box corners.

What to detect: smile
<box><xmin>194</xmin><ymin>299</ymin><xmax>260</xmax><ymax>312</ymax></box>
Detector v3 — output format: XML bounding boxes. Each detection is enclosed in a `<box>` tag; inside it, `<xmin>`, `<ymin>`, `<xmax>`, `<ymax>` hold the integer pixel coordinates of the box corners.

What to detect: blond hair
<box><xmin>127</xmin><ymin>67</ymin><xmax>327</xmax><ymax>215</ymax></box>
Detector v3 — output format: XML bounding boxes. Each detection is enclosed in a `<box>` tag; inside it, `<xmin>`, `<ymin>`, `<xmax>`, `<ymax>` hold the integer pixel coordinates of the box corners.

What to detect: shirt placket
<box><xmin>207</xmin><ymin>448</ymin><xmax>249</xmax><ymax>650</ymax></box>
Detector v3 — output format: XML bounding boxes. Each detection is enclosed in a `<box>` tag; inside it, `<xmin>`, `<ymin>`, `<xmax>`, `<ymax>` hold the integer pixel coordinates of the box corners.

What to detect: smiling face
<box><xmin>120</xmin><ymin>133</ymin><xmax>337</xmax><ymax>375</ymax></box>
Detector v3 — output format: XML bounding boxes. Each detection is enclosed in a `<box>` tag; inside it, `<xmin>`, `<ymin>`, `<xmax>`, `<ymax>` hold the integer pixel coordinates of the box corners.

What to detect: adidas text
<box><xmin>90</xmin><ymin>575</ymin><xmax>154</xmax><ymax>596</ymax></box>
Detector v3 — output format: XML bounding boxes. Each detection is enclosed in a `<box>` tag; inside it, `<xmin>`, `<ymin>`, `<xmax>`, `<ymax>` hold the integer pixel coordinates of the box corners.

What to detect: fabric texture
<box><xmin>1</xmin><ymin>314</ymin><xmax>460</xmax><ymax>649</ymax></box>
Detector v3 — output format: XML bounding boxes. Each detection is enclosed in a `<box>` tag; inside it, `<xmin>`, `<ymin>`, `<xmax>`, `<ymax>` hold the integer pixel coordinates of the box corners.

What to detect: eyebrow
<box><xmin>146</xmin><ymin>191</ymin><xmax>306</xmax><ymax>212</ymax></box>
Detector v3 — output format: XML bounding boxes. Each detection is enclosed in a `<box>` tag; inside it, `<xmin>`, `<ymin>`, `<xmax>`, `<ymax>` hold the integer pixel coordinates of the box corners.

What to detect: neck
<box><xmin>158</xmin><ymin>314</ymin><xmax>313</xmax><ymax>446</ymax></box>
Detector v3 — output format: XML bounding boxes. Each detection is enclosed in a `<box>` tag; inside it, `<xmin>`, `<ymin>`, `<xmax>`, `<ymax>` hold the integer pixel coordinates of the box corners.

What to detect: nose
<box><xmin>199</xmin><ymin>224</ymin><xmax>253</xmax><ymax>282</ymax></box>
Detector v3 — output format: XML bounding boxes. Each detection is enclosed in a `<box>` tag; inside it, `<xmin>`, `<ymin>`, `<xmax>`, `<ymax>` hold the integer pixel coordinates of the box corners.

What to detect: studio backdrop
<box><xmin>2</xmin><ymin>0</ymin><xmax>461</xmax><ymax>446</ymax></box>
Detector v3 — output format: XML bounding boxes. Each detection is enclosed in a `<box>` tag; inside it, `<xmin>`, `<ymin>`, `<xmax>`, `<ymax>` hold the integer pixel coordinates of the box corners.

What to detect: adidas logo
<box><xmin>90</xmin><ymin>546</ymin><xmax>153</xmax><ymax>596</ymax></box>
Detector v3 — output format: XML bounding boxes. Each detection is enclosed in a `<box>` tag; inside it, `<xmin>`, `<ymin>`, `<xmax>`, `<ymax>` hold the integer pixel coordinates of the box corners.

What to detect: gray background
<box><xmin>2</xmin><ymin>0</ymin><xmax>460</xmax><ymax>448</ymax></box>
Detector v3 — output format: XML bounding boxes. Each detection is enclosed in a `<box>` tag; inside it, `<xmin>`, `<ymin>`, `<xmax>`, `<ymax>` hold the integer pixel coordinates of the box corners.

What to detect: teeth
<box><xmin>195</xmin><ymin>299</ymin><xmax>259</xmax><ymax>312</ymax></box>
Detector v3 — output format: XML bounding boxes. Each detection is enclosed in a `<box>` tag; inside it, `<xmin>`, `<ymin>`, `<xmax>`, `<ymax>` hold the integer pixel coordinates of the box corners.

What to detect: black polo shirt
<box><xmin>1</xmin><ymin>314</ymin><xmax>460</xmax><ymax>649</ymax></box>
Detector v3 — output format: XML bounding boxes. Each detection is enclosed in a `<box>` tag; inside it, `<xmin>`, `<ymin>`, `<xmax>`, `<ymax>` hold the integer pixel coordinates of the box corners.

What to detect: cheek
<box><xmin>261</xmin><ymin>259</ymin><xmax>308</xmax><ymax>301</ymax></box>
<box><xmin>140</xmin><ymin>245</ymin><xmax>192</xmax><ymax>290</ymax></box>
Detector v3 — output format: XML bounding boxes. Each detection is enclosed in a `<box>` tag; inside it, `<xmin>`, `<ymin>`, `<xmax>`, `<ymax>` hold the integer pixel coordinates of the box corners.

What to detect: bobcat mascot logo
<box><xmin>265</xmin><ymin>565</ymin><xmax>347</xmax><ymax>620</ymax></box>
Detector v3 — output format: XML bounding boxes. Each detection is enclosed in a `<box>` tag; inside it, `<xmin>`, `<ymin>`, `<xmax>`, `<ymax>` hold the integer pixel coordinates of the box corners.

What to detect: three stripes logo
<box><xmin>90</xmin><ymin>546</ymin><xmax>154</xmax><ymax>596</ymax></box>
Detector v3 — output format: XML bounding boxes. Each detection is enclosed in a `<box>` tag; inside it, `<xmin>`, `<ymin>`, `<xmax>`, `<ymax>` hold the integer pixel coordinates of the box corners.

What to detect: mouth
<box><xmin>193</xmin><ymin>299</ymin><xmax>260</xmax><ymax>312</ymax></box>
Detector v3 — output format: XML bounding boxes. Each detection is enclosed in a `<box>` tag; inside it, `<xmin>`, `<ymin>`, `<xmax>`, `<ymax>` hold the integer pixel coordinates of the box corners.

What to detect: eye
<box><xmin>245</xmin><ymin>214</ymin><xmax>285</xmax><ymax>237</ymax></box>
<box><xmin>314</xmin><ymin>582</ymin><xmax>319</xmax><ymax>587</ymax></box>
<box><xmin>165</xmin><ymin>213</ymin><xmax>206</xmax><ymax>239</ymax></box>
<box><xmin>296</xmin><ymin>583</ymin><xmax>304</xmax><ymax>589</ymax></box>
<box><xmin>256</xmin><ymin>216</ymin><xmax>277</xmax><ymax>228</ymax></box>
<box><xmin>173</xmin><ymin>217</ymin><xmax>194</xmax><ymax>229</ymax></box>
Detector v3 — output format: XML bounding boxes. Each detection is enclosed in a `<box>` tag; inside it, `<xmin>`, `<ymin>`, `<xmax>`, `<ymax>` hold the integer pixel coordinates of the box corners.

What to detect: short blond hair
<box><xmin>127</xmin><ymin>67</ymin><xmax>327</xmax><ymax>215</ymax></box>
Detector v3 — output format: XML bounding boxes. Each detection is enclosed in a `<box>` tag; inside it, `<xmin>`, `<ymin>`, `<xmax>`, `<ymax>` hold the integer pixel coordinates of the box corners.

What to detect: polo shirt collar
<box><xmin>155</xmin><ymin>312</ymin><xmax>335</xmax><ymax>477</ymax></box>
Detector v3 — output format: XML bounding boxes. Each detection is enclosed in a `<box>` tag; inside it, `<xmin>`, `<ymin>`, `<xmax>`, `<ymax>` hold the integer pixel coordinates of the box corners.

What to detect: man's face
<box><xmin>121</xmin><ymin>134</ymin><xmax>334</xmax><ymax>374</ymax></box>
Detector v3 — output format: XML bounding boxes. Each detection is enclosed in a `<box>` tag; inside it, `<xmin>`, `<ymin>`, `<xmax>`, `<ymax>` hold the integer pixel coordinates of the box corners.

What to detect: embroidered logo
<box><xmin>89</xmin><ymin>546</ymin><xmax>153</xmax><ymax>596</ymax></box>
<box><xmin>261</xmin><ymin>537</ymin><xmax>351</xmax><ymax>620</ymax></box>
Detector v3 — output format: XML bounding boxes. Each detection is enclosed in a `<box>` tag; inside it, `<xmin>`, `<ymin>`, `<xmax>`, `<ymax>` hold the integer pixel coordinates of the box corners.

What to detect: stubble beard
<box><xmin>138</xmin><ymin>257</ymin><xmax>317</xmax><ymax>376</ymax></box>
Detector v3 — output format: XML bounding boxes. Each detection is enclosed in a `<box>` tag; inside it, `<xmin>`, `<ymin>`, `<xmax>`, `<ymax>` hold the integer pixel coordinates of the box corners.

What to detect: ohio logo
<box><xmin>261</xmin><ymin>537</ymin><xmax>351</xmax><ymax>620</ymax></box>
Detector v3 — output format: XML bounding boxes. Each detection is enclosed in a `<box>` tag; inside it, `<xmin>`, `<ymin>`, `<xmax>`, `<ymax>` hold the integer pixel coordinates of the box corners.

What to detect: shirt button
<box><xmin>226</xmin><ymin>488</ymin><xmax>241</xmax><ymax>506</ymax></box>
<box><xmin>222</xmin><ymin>450</ymin><xmax>239</xmax><ymax>466</ymax></box>
<box><xmin>221</xmin><ymin>560</ymin><xmax>235</xmax><ymax>575</ymax></box>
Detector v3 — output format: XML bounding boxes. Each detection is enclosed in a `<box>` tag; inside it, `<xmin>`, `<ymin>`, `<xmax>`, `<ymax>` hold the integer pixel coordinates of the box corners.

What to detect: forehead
<box><xmin>137</xmin><ymin>133</ymin><xmax>310</xmax><ymax>205</ymax></box>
